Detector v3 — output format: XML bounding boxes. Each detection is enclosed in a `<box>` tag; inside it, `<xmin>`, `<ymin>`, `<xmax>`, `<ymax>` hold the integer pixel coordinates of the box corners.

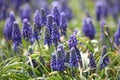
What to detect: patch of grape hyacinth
<box><xmin>51</xmin><ymin>22</ymin><xmax>60</xmax><ymax>47</ymax></box>
<box><xmin>46</xmin><ymin>14</ymin><xmax>54</xmax><ymax>34</ymax></box>
<box><xmin>12</xmin><ymin>21</ymin><xmax>22</xmax><ymax>52</ymax></box>
<box><xmin>52</xmin><ymin>6</ymin><xmax>60</xmax><ymax>26</ymax></box>
<box><xmin>50</xmin><ymin>52</ymin><xmax>57</xmax><ymax>71</ymax></box>
<box><xmin>82</xmin><ymin>17</ymin><xmax>96</xmax><ymax>39</ymax></box>
<box><xmin>22</xmin><ymin>18</ymin><xmax>33</xmax><ymax>44</ymax></box>
<box><xmin>3</xmin><ymin>11</ymin><xmax>15</xmax><ymax>41</ymax></box>
<box><xmin>114</xmin><ymin>19</ymin><xmax>120</xmax><ymax>46</ymax></box>
<box><xmin>34</xmin><ymin>10</ymin><xmax>42</xmax><ymax>32</ymax></box>
<box><xmin>60</xmin><ymin>12</ymin><xmax>68</xmax><ymax>36</ymax></box>
<box><xmin>89</xmin><ymin>52</ymin><xmax>96</xmax><ymax>68</ymax></box>
<box><xmin>68</xmin><ymin>32</ymin><xmax>78</xmax><ymax>49</ymax></box>
<box><xmin>69</xmin><ymin>47</ymin><xmax>78</xmax><ymax>68</ymax></box>
<box><xmin>100</xmin><ymin>46</ymin><xmax>109</xmax><ymax>69</ymax></box>
<box><xmin>41</xmin><ymin>8</ymin><xmax>46</xmax><ymax>27</ymax></box>
<box><xmin>44</xmin><ymin>27</ymin><xmax>52</xmax><ymax>46</ymax></box>
<box><xmin>19</xmin><ymin>3</ymin><xmax>31</xmax><ymax>21</ymax></box>
<box><xmin>56</xmin><ymin>48</ymin><xmax>65</xmax><ymax>71</ymax></box>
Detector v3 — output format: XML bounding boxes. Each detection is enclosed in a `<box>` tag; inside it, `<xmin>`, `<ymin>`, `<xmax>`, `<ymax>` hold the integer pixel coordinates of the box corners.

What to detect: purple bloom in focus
<box><xmin>89</xmin><ymin>52</ymin><xmax>96</xmax><ymax>68</ymax></box>
<box><xmin>41</xmin><ymin>8</ymin><xmax>46</xmax><ymax>27</ymax></box>
<box><xmin>69</xmin><ymin>47</ymin><xmax>78</xmax><ymax>68</ymax></box>
<box><xmin>22</xmin><ymin>18</ymin><xmax>33</xmax><ymax>42</ymax></box>
<box><xmin>12</xmin><ymin>21</ymin><xmax>22</xmax><ymax>52</ymax></box>
<box><xmin>44</xmin><ymin>27</ymin><xmax>52</xmax><ymax>46</ymax></box>
<box><xmin>82</xmin><ymin>17</ymin><xmax>96</xmax><ymax>39</ymax></box>
<box><xmin>50</xmin><ymin>52</ymin><xmax>57</xmax><ymax>71</ymax></box>
<box><xmin>68</xmin><ymin>32</ymin><xmax>78</xmax><ymax>49</ymax></box>
<box><xmin>19</xmin><ymin>3</ymin><xmax>31</xmax><ymax>21</ymax></box>
<box><xmin>51</xmin><ymin>22</ymin><xmax>60</xmax><ymax>47</ymax></box>
<box><xmin>100</xmin><ymin>46</ymin><xmax>109</xmax><ymax>69</ymax></box>
<box><xmin>34</xmin><ymin>10</ymin><xmax>42</xmax><ymax>32</ymax></box>
<box><xmin>114</xmin><ymin>19</ymin><xmax>120</xmax><ymax>46</ymax></box>
<box><xmin>52</xmin><ymin>6</ymin><xmax>60</xmax><ymax>26</ymax></box>
<box><xmin>46</xmin><ymin>14</ymin><xmax>54</xmax><ymax>34</ymax></box>
<box><xmin>56</xmin><ymin>48</ymin><xmax>65</xmax><ymax>71</ymax></box>
<box><xmin>3</xmin><ymin>11</ymin><xmax>15</xmax><ymax>40</ymax></box>
<box><xmin>60</xmin><ymin>12</ymin><xmax>68</xmax><ymax>36</ymax></box>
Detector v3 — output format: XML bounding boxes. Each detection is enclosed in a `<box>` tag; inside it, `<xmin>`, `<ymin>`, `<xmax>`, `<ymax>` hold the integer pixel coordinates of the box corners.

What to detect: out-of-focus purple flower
<box><xmin>44</xmin><ymin>27</ymin><xmax>52</xmax><ymax>46</ymax></box>
<box><xmin>51</xmin><ymin>1</ymin><xmax>61</xmax><ymax>10</ymax></box>
<box><xmin>52</xmin><ymin>6</ymin><xmax>60</xmax><ymax>26</ymax></box>
<box><xmin>22</xmin><ymin>18</ymin><xmax>33</xmax><ymax>43</ymax></box>
<box><xmin>12</xmin><ymin>21</ymin><xmax>22</xmax><ymax>52</ymax></box>
<box><xmin>61</xmin><ymin>1</ymin><xmax>73</xmax><ymax>21</ymax></box>
<box><xmin>82</xmin><ymin>17</ymin><xmax>96</xmax><ymax>39</ymax></box>
<box><xmin>60</xmin><ymin>12</ymin><xmax>68</xmax><ymax>36</ymax></box>
<box><xmin>68</xmin><ymin>32</ymin><xmax>78</xmax><ymax>49</ymax></box>
<box><xmin>3</xmin><ymin>11</ymin><xmax>15</xmax><ymax>40</ymax></box>
<box><xmin>56</xmin><ymin>48</ymin><xmax>65</xmax><ymax>71</ymax></box>
<box><xmin>100</xmin><ymin>46</ymin><xmax>109</xmax><ymax>69</ymax></box>
<box><xmin>46</xmin><ymin>14</ymin><xmax>54</xmax><ymax>34</ymax></box>
<box><xmin>19</xmin><ymin>3</ymin><xmax>31</xmax><ymax>21</ymax></box>
<box><xmin>69</xmin><ymin>47</ymin><xmax>78</xmax><ymax>68</ymax></box>
<box><xmin>51</xmin><ymin>22</ymin><xmax>60</xmax><ymax>47</ymax></box>
<box><xmin>34</xmin><ymin>10</ymin><xmax>42</xmax><ymax>32</ymax></box>
<box><xmin>65</xmin><ymin>51</ymin><xmax>70</xmax><ymax>63</ymax></box>
<box><xmin>50</xmin><ymin>52</ymin><xmax>57</xmax><ymax>71</ymax></box>
<box><xmin>114</xmin><ymin>19</ymin><xmax>120</xmax><ymax>46</ymax></box>
<box><xmin>75</xmin><ymin>47</ymin><xmax>82</xmax><ymax>61</ymax></box>
<box><xmin>41</xmin><ymin>8</ymin><xmax>46</xmax><ymax>27</ymax></box>
<box><xmin>89</xmin><ymin>52</ymin><xmax>96</xmax><ymax>68</ymax></box>
<box><xmin>33</xmin><ymin>24</ymin><xmax>40</xmax><ymax>41</ymax></box>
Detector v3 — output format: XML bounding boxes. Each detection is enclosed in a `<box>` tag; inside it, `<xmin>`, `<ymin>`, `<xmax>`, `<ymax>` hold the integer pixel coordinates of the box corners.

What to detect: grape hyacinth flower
<box><xmin>68</xmin><ymin>32</ymin><xmax>78</xmax><ymax>49</ymax></box>
<box><xmin>56</xmin><ymin>48</ymin><xmax>65</xmax><ymax>71</ymax></box>
<box><xmin>69</xmin><ymin>47</ymin><xmax>78</xmax><ymax>68</ymax></box>
<box><xmin>33</xmin><ymin>24</ymin><xmax>40</xmax><ymax>41</ymax></box>
<box><xmin>59</xmin><ymin>12</ymin><xmax>68</xmax><ymax>36</ymax></box>
<box><xmin>65</xmin><ymin>51</ymin><xmax>70</xmax><ymax>63</ymax></box>
<box><xmin>34</xmin><ymin>10</ymin><xmax>42</xmax><ymax>32</ymax></box>
<box><xmin>12</xmin><ymin>21</ymin><xmax>22</xmax><ymax>52</ymax></box>
<box><xmin>114</xmin><ymin>19</ymin><xmax>120</xmax><ymax>46</ymax></box>
<box><xmin>19</xmin><ymin>3</ymin><xmax>31</xmax><ymax>21</ymax></box>
<box><xmin>89</xmin><ymin>52</ymin><xmax>96</xmax><ymax>68</ymax></box>
<box><xmin>22</xmin><ymin>18</ymin><xmax>33</xmax><ymax>43</ymax></box>
<box><xmin>3</xmin><ymin>11</ymin><xmax>15</xmax><ymax>40</ymax></box>
<box><xmin>100</xmin><ymin>46</ymin><xmax>109</xmax><ymax>69</ymax></box>
<box><xmin>44</xmin><ymin>27</ymin><xmax>52</xmax><ymax>46</ymax></box>
<box><xmin>50</xmin><ymin>52</ymin><xmax>57</xmax><ymax>71</ymax></box>
<box><xmin>51</xmin><ymin>22</ymin><xmax>60</xmax><ymax>47</ymax></box>
<box><xmin>52</xmin><ymin>6</ymin><xmax>60</xmax><ymax>26</ymax></box>
<box><xmin>41</xmin><ymin>8</ymin><xmax>46</xmax><ymax>27</ymax></box>
<box><xmin>46</xmin><ymin>14</ymin><xmax>54</xmax><ymax>34</ymax></box>
<box><xmin>82</xmin><ymin>17</ymin><xmax>96</xmax><ymax>39</ymax></box>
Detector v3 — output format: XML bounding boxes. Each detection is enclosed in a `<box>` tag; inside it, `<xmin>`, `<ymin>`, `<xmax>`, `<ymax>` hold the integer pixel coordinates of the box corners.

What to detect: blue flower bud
<box><xmin>41</xmin><ymin>8</ymin><xmax>46</xmax><ymax>27</ymax></box>
<box><xmin>89</xmin><ymin>52</ymin><xmax>96</xmax><ymax>68</ymax></box>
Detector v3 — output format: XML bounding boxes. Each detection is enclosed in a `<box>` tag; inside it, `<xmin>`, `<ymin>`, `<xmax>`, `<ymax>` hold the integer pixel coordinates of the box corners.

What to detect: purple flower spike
<box><xmin>60</xmin><ymin>12</ymin><xmax>68</xmax><ymax>36</ymax></box>
<box><xmin>100</xmin><ymin>46</ymin><xmax>109</xmax><ymax>69</ymax></box>
<box><xmin>68</xmin><ymin>32</ymin><xmax>78</xmax><ymax>49</ymax></box>
<box><xmin>19</xmin><ymin>3</ymin><xmax>31</xmax><ymax>21</ymax></box>
<box><xmin>3</xmin><ymin>11</ymin><xmax>15</xmax><ymax>40</ymax></box>
<box><xmin>41</xmin><ymin>8</ymin><xmax>46</xmax><ymax>27</ymax></box>
<box><xmin>46</xmin><ymin>14</ymin><xmax>54</xmax><ymax>34</ymax></box>
<box><xmin>34</xmin><ymin>10</ymin><xmax>42</xmax><ymax>32</ymax></box>
<box><xmin>56</xmin><ymin>48</ymin><xmax>65</xmax><ymax>71</ymax></box>
<box><xmin>22</xmin><ymin>18</ymin><xmax>33</xmax><ymax>42</ymax></box>
<box><xmin>82</xmin><ymin>17</ymin><xmax>96</xmax><ymax>39</ymax></box>
<box><xmin>69</xmin><ymin>47</ymin><xmax>78</xmax><ymax>68</ymax></box>
<box><xmin>51</xmin><ymin>22</ymin><xmax>60</xmax><ymax>47</ymax></box>
<box><xmin>50</xmin><ymin>52</ymin><xmax>57</xmax><ymax>71</ymax></box>
<box><xmin>12</xmin><ymin>21</ymin><xmax>22</xmax><ymax>52</ymax></box>
<box><xmin>52</xmin><ymin>6</ymin><xmax>60</xmax><ymax>26</ymax></box>
<box><xmin>89</xmin><ymin>52</ymin><xmax>96</xmax><ymax>68</ymax></box>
